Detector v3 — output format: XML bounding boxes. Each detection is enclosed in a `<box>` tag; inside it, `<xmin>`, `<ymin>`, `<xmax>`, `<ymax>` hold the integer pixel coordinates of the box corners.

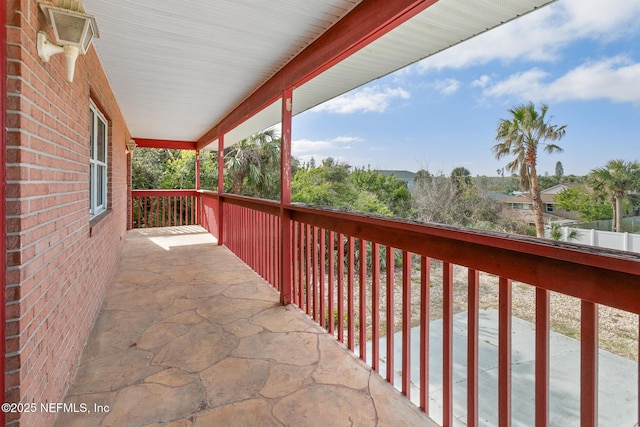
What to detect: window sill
<box><xmin>89</xmin><ymin>209</ymin><xmax>112</xmax><ymax>237</ymax></box>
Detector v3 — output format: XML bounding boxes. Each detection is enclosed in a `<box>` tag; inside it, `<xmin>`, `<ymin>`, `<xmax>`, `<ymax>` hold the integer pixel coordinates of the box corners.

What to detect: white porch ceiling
<box><xmin>84</xmin><ymin>0</ymin><xmax>554</xmax><ymax>149</ymax></box>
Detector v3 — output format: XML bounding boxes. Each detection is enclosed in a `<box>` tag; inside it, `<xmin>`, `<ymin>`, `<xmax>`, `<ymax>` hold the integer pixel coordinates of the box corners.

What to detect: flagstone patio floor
<box><xmin>54</xmin><ymin>226</ymin><xmax>435</xmax><ymax>427</ymax></box>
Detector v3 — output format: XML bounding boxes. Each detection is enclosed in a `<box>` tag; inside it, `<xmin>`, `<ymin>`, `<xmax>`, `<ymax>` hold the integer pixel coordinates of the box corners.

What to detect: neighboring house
<box><xmin>376</xmin><ymin>170</ymin><xmax>416</xmax><ymax>191</ymax></box>
<box><xmin>500</xmin><ymin>184</ymin><xmax>583</xmax><ymax>226</ymax></box>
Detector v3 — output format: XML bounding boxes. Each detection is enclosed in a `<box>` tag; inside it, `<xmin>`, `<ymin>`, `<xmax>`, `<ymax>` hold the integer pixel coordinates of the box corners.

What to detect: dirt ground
<box><xmin>325</xmin><ymin>258</ymin><xmax>638</xmax><ymax>361</ymax></box>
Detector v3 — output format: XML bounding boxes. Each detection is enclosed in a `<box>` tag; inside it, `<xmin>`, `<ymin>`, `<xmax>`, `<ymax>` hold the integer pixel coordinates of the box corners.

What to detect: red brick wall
<box><xmin>5</xmin><ymin>1</ymin><xmax>129</xmax><ymax>425</ymax></box>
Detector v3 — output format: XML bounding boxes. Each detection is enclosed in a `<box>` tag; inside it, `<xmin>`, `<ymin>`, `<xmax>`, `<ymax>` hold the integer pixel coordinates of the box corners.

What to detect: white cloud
<box><xmin>433</xmin><ymin>78</ymin><xmax>461</xmax><ymax>95</ymax></box>
<box><xmin>416</xmin><ymin>0</ymin><xmax>640</xmax><ymax>72</ymax></box>
<box><xmin>311</xmin><ymin>86</ymin><xmax>410</xmax><ymax>114</ymax></box>
<box><xmin>472</xmin><ymin>75</ymin><xmax>491</xmax><ymax>89</ymax></box>
<box><xmin>292</xmin><ymin>136</ymin><xmax>363</xmax><ymax>155</ymax></box>
<box><xmin>482</xmin><ymin>57</ymin><xmax>640</xmax><ymax>103</ymax></box>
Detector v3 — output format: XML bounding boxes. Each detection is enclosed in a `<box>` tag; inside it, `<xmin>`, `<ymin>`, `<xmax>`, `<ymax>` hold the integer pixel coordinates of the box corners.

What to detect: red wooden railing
<box><xmin>132</xmin><ymin>190</ymin><xmax>640</xmax><ymax>426</ymax></box>
<box><xmin>131</xmin><ymin>190</ymin><xmax>199</xmax><ymax>229</ymax></box>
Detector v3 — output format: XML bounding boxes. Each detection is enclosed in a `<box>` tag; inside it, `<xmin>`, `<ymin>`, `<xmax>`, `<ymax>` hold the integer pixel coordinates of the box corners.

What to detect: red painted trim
<box><xmin>328</xmin><ymin>231</ymin><xmax>336</xmax><ymax>335</ymax></box>
<box><xmin>401</xmin><ymin>251</ymin><xmax>411</xmax><ymax>397</ymax></box>
<box><xmin>217</xmin><ymin>136</ymin><xmax>224</xmax><ymax>246</ymax></box>
<box><xmin>498</xmin><ymin>277</ymin><xmax>512</xmax><ymax>427</ymax></box>
<box><xmin>371</xmin><ymin>243</ymin><xmax>381</xmax><ymax>373</ymax></box>
<box><xmin>359</xmin><ymin>238</ymin><xmax>367</xmax><ymax>361</ymax></box>
<box><xmin>280</xmin><ymin>87</ymin><xmax>293</xmax><ymax>304</ymax></box>
<box><xmin>580</xmin><ymin>301</ymin><xmax>598</xmax><ymax>427</ymax></box>
<box><xmin>1</xmin><ymin>1</ymin><xmax>7</xmax><ymax>421</ymax></box>
<box><xmin>196</xmin><ymin>0</ymin><xmax>440</xmax><ymax>148</ymax></box>
<box><xmin>443</xmin><ymin>262</ymin><xmax>454</xmax><ymax>426</ymax></box>
<box><xmin>134</xmin><ymin>138</ymin><xmax>197</xmax><ymax>150</ymax></box>
<box><xmin>535</xmin><ymin>288</ymin><xmax>549</xmax><ymax>427</ymax></box>
<box><xmin>195</xmin><ymin>150</ymin><xmax>200</xmax><ymax>190</ymax></box>
<box><xmin>132</xmin><ymin>189</ymin><xmax>198</xmax><ymax>197</ymax></box>
<box><xmin>337</xmin><ymin>234</ymin><xmax>345</xmax><ymax>343</ymax></box>
<box><xmin>347</xmin><ymin>236</ymin><xmax>355</xmax><ymax>351</ymax></box>
<box><xmin>467</xmin><ymin>269</ymin><xmax>480</xmax><ymax>427</ymax></box>
<box><xmin>386</xmin><ymin>246</ymin><xmax>395</xmax><ymax>385</ymax></box>
<box><xmin>420</xmin><ymin>256</ymin><xmax>430</xmax><ymax>413</ymax></box>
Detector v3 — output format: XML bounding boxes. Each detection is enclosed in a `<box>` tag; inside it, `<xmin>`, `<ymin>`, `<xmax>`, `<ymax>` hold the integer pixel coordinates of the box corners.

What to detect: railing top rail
<box><xmin>132</xmin><ymin>189</ymin><xmax>199</xmax><ymax>197</ymax></box>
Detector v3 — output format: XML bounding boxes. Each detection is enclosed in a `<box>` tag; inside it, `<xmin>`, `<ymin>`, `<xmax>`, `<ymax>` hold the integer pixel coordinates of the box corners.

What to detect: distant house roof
<box><xmin>502</xmin><ymin>183</ymin><xmax>586</xmax><ymax>204</ymax></box>
<box><xmin>376</xmin><ymin>170</ymin><xmax>416</xmax><ymax>181</ymax></box>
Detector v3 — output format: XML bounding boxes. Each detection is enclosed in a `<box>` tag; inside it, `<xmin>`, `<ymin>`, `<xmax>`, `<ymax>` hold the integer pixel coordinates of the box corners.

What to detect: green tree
<box><xmin>291</xmin><ymin>158</ymin><xmax>405</xmax><ymax>217</ymax></box>
<box><xmin>554</xmin><ymin>187</ymin><xmax>612</xmax><ymax>222</ymax></box>
<box><xmin>225</xmin><ymin>129</ymin><xmax>281</xmax><ymax>199</ymax></box>
<box><xmin>132</xmin><ymin>148</ymin><xmax>174</xmax><ymax>189</ymax></box>
<box><xmin>450</xmin><ymin>166</ymin><xmax>472</xmax><ymax>190</ymax></box>
<box><xmin>492</xmin><ymin>102</ymin><xmax>567</xmax><ymax>237</ymax></box>
<box><xmin>587</xmin><ymin>159</ymin><xmax>640</xmax><ymax>232</ymax></box>
<box><xmin>555</xmin><ymin>161</ymin><xmax>564</xmax><ymax>180</ymax></box>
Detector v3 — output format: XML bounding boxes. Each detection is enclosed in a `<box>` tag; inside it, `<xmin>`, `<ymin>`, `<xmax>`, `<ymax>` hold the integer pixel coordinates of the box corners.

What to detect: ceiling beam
<box><xmin>197</xmin><ymin>0</ymin><xmax>439</xmax><ymax>149</ymax></box>
<box><xmin>134</xmin><ymin>138</ymin><xmax>197</xmax><ymax>150</ymax></box>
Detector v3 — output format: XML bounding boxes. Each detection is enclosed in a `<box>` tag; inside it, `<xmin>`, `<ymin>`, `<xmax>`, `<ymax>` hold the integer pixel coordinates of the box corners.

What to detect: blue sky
<box><xmin>290</xmin><ymin>0</ymin><xmax>640</xmax><ymax>177</ymax></box>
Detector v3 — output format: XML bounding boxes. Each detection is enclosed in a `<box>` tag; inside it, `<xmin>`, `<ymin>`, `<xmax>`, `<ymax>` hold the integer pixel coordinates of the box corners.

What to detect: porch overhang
<box><xmin>86</xmin><ymin>0</ymin><xmax>555</xmax><ymax>151</ymax></box>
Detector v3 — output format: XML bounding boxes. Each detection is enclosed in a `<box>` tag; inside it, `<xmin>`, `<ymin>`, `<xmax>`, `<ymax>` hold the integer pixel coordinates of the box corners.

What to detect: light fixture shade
<box><xmin>39</xmin><ymin>1</ymin><xmax>99</xmax><ymax>54</ymax></box>
<box><xmin>126</xmin><ymin>140</ymin><xmax>137</xmax><ymax>153</ymax></box>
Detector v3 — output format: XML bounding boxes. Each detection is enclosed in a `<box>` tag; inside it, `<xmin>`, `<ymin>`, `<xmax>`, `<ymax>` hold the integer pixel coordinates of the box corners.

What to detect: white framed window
<box><xmin>90</xmin><ymin>101</ymin><xmax>108</xmax><ymax>218</ymax></box>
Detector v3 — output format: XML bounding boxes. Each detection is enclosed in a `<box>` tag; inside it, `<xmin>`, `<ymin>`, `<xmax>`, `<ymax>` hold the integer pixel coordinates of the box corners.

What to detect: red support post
<box><xmin>280</xmin><ymin>87</ymin><xmax>293</xmax><ymax>304</ymax></box>
<box><xmin>217</xmin><ymin>136</ymin><xmax>225</xmax><ymax>245</ymax></box>
<box><xmin>195</xmin><ymin>149</ymin><xmax>200</xmax><ymax>190</ymax></box>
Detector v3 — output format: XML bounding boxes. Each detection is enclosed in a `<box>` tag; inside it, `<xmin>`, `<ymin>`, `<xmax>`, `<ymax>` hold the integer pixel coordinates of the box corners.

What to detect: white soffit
<box><xmin>85</xmin><ymin>0</ymin><xmax>362</xmax><ymax>142</ymax></box>
<box><xmin>293</xmin><ymin>0</ymin><xmax>555</xmax><ymax>116</ymax></box>
<box><xmin>211</xmin><ymin>0</ymin><xmax>555</xmax><ymax>150</ymax></box>
<box><xmin>86</xmin><ymin>0</ymin><xmax>553</xmax><ymax>147</ymax></box>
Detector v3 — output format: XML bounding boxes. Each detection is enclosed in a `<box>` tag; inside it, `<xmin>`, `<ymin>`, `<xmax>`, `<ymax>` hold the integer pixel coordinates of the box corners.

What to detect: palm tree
<box><xmin>224</xmin><ymin>129</ymin><xmax>281</xmax><ymax>197</ymax></box>
<box><xmin>450</xmin><ymin>166</ymin><xmax>472</xmax><ymax>190</ymax></box>
<box><xmin>587</xmin><ymin>159</ymin><xmax>640</xmax><ymax>232</ymax></box>
<box><xmin>492</xmin><ymin>102</ymin><xmax>567</xmax><ymax>237</ymax></box>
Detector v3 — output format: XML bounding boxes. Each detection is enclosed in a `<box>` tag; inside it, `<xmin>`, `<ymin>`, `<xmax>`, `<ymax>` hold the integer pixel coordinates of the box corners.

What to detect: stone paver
<box><xmin>54</xmin><ymin>226</ymin><xmax>436</xmax><ymax>427</ymax></box>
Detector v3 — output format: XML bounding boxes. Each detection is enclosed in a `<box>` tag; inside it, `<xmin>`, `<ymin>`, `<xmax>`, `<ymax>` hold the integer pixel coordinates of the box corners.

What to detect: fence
<box><xmin>547</xmin><ymin>226</ymin><xmax>640</xmax><ymax>253</ymax></box>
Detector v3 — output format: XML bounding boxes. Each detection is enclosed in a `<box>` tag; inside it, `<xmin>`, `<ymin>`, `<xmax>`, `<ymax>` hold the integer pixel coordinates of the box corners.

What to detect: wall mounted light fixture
<box><xmin>37</xmin><ymin>0</ymin><xmax>99</xmax><ymax>82</ymax></box>
<box><xmin>126</xmin><ymin>140</ymin><xmax>137</xmax><ymax>154</ymax></box>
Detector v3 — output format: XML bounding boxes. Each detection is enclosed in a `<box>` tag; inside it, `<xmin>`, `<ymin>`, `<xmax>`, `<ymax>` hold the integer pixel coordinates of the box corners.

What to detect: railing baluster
<box><xmin>298</xmin><ymin>222</ymin><xmax>304</xmax><ymax>310</ymax></box>
<box><xmin>328</xmin><ymin>231</ymin><xmax>335</xmax><ymax>335</ymax></box>
<box><xmin>306</xmin><ymin>224</ymin><xmax>312</xmax><ymax>316</ymax></box>
<box><xmin>386</xmin><ymin>246</ymin><xmax>395</xmax><ymax>385</ymax></box>
<box><xmin>372</xmin><ymin>243</ymin><xmax>380</xmax><ymax>373</ymax></box>
<box><xmin>499</xmin><ymin>277</ymin><xmax>512</xmax><ymax>427</ymax></box>
<box><xmin>443</xmin><ymin>261</ymin><xmax>453</xmax><ymax>426</ymax></box>
<box><xmin>359</xmin><ymin>239</ymin><xmax>367</xmax><ymax>362</ymax></box>
<box><xmin>320</xmin><ymin>229</ymin><xmax>326</xmax><ymax>329</ymax></box>
<box><xmin>347</xmin><ymin>236</ymin><xmax>355</xmax><ymax>351</ymax></box>
<box><xmin>535</xmin><ymin>288</ymin><xmax>550</xmax><ymax>427</ymax></box>
<box><xmin>468</xmin><ymin>268</ymin><xmax>480</xmax><ymax>427</ymax></box>
<box><xmin>313</xmin><ymin>226</ymin><xmax>319</xmax><ymax>322</ymax></box>
<box><xmin>420</xmin><ymin>255</ymin><xmax>430</xmax><ymax>413</ymax></box>
<box><xmin>581</xmin><ymin>300</ymin><xmax>598</xmax><ymax>427</ymax></box>
<box><xmin>402</xmin><ymin>250</ymin><xmax>411</xmax><ymax>398</ymax></box>
<box><xmin>337</xmin><ymin>233</ymin><xmax>345</xmax><ymax>343</ymax></box>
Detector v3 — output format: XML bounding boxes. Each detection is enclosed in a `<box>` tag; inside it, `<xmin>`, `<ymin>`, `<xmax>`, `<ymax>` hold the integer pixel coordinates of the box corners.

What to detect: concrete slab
<box><xmin>359</xmin><ymin>309</ymin><xmax>637</xmax><ymax>426</ymax></box>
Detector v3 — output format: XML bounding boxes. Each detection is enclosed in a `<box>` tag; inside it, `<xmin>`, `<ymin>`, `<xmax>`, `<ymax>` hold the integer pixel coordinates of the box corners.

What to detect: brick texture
<box><xmin>5</xmin><ymin>1</ymin><xmax>130</xmax><ymax>425</ymax></box>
